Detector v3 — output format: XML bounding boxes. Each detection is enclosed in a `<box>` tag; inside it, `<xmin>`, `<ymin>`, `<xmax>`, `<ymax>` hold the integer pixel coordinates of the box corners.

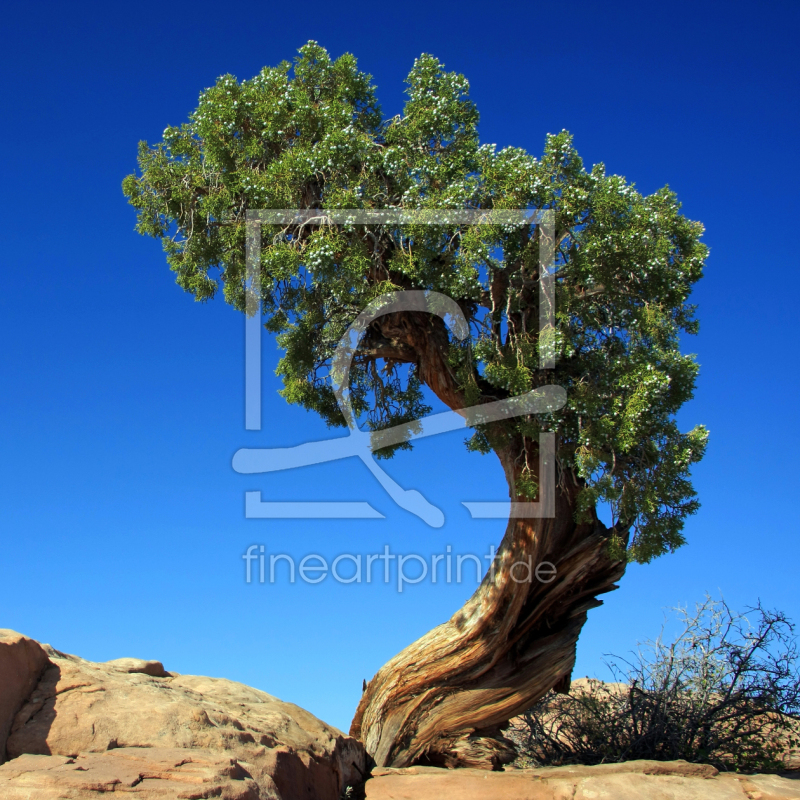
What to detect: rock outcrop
<box><xmin>4</xmin><ymin>630</ymin><xmax>799</xmax><ymax>799</ymax></box>
<box><xmin>365</xmin><ymin>761</ymin><xmax>800</xmax><ymax>800</ymax></box>
<box><xmin>0</xmin><ymin>630</ymin><xmax>50</xmax><ymax>762</ymax></box>
<box><xmin>0</xmin><ymin>630</ymin><xmax>365</xmax><ymax>799</ymax></box>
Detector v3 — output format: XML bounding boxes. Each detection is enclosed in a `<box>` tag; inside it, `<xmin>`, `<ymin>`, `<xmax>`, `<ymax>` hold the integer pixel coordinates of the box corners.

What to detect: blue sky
<box><xmin>1</xmin><ymin>0</ymin><xmax>798</xmax><ymax>732</ymax></box>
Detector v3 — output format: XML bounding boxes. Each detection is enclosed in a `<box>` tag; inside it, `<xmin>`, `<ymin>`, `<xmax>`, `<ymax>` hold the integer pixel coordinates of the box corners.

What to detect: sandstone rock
<box><xmin>104</xmin><ymin>657</ymin><xmax>172</xmax><ymax>677</ymax></box>
<box><xmin>0</xmin><ymin>637</ymin><xmax>365</xmax><ymax>799</ymax></box>
<box><xmin>365</xmin><ymin>762</ymin><xmax>800</xmax><ymax>800</ymax></box>
<box><xmin>0</xmin><ymin>630</ymin><xmax>49</xmax><ymax>762</ymax></box>
<box><xmin>0</xmin><ymin>749</ymin><xmax>268</xmax><ymax>799</ymax></box>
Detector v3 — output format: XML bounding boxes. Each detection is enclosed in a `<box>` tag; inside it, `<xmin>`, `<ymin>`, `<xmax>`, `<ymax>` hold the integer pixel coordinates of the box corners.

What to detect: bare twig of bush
<box><xmin>509</xmin><ymin>595</ymin><xmax>800</xmax><ymax>772</ymax></box>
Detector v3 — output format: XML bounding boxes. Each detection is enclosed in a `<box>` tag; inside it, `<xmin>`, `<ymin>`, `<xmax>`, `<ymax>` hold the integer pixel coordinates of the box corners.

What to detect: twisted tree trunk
<box><xmin>351</xmin><ymin>313</ymin><xmax>628</xmax><ymax>769</ymax></box>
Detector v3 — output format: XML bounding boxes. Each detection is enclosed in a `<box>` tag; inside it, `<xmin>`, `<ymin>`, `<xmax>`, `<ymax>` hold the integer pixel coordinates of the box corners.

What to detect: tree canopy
<box><xmin>123</xmin><ymin>41</ymin><xmax>708</xmax><ymax>564</ymax></box>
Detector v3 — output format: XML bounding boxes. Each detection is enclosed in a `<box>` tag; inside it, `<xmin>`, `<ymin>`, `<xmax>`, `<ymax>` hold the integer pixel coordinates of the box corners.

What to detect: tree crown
<box><xmin>123</xmin><ymin>42</ymin><xmax>708</xmax><ymax>563</ymax></box>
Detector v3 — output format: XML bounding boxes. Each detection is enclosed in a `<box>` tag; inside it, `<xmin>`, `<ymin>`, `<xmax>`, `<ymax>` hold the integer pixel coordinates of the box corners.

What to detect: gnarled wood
<box><xmin>351</xmin><ymin>312</ymin><xmax>628</xmax><ymax>769</ymax></box>
<box><xmin>350</xmin><ymin>465</ymin><xmax>626</xmax><ymax>768</ymax></box>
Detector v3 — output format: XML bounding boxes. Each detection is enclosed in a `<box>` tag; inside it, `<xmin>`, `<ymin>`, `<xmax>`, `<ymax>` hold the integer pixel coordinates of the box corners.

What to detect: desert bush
<box><xmin>509</xmin><ymin>596</ymin><xmax>800</xmax><ymax>772</ymax></box>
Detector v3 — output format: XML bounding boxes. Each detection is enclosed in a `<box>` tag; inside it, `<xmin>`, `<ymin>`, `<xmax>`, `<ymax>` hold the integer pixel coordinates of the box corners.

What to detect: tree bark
<box><xmin>351</xmin><ymin>314</ymin><xmax>628</xmax><ymax>769</ymax></box>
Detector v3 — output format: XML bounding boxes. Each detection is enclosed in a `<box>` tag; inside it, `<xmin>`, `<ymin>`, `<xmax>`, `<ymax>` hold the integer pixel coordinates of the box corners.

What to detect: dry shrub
<box><xmin>509</xmin><ymin>596</ymin><xmax>800</xmax><ymax>772</ymax></box>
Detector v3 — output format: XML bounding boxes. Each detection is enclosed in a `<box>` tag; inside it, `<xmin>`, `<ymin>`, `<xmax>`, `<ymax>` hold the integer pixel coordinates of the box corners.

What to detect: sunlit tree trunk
<box><xmin>350</xmin><ymin>316</ymin><xmax>628</xmax><ymax>769</ymax></box>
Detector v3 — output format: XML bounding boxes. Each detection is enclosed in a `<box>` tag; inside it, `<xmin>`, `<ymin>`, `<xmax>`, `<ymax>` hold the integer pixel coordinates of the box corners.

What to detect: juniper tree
<box><xmin>123</xmin><ymin>42</ymin><xmax>708</xmax><ymax>768</ymax></box>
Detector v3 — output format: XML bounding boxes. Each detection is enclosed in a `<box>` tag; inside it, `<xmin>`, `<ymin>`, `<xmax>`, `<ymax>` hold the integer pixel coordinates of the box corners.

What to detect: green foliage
<box><xmin>124</xmin><ymin>42</ymin><xmax>708</xmax><ymax>563</ymax></box>
<box><xmin>515</xmin><ymin>470</ymin><xmax>539</xmax><ymax>501</ymax></box>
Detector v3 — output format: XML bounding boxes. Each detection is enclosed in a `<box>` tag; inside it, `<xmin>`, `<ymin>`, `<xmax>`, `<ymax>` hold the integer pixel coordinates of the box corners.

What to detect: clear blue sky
<box><xmin>1</xmin><ymin>1</ymin><xmax>798</xmax><ymax>732</ymax></box>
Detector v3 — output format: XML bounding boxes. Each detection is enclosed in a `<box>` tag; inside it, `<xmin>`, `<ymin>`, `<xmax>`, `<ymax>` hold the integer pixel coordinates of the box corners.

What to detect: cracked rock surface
<box><xmin>365</xmin><ymin>762</ymin><xmax>800</xmax><ymax>800</ymax></box>
<box><xmin>0</xmin><ymin>629</ymin><xmax>365</xmax><ymax>799</ymax></box>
